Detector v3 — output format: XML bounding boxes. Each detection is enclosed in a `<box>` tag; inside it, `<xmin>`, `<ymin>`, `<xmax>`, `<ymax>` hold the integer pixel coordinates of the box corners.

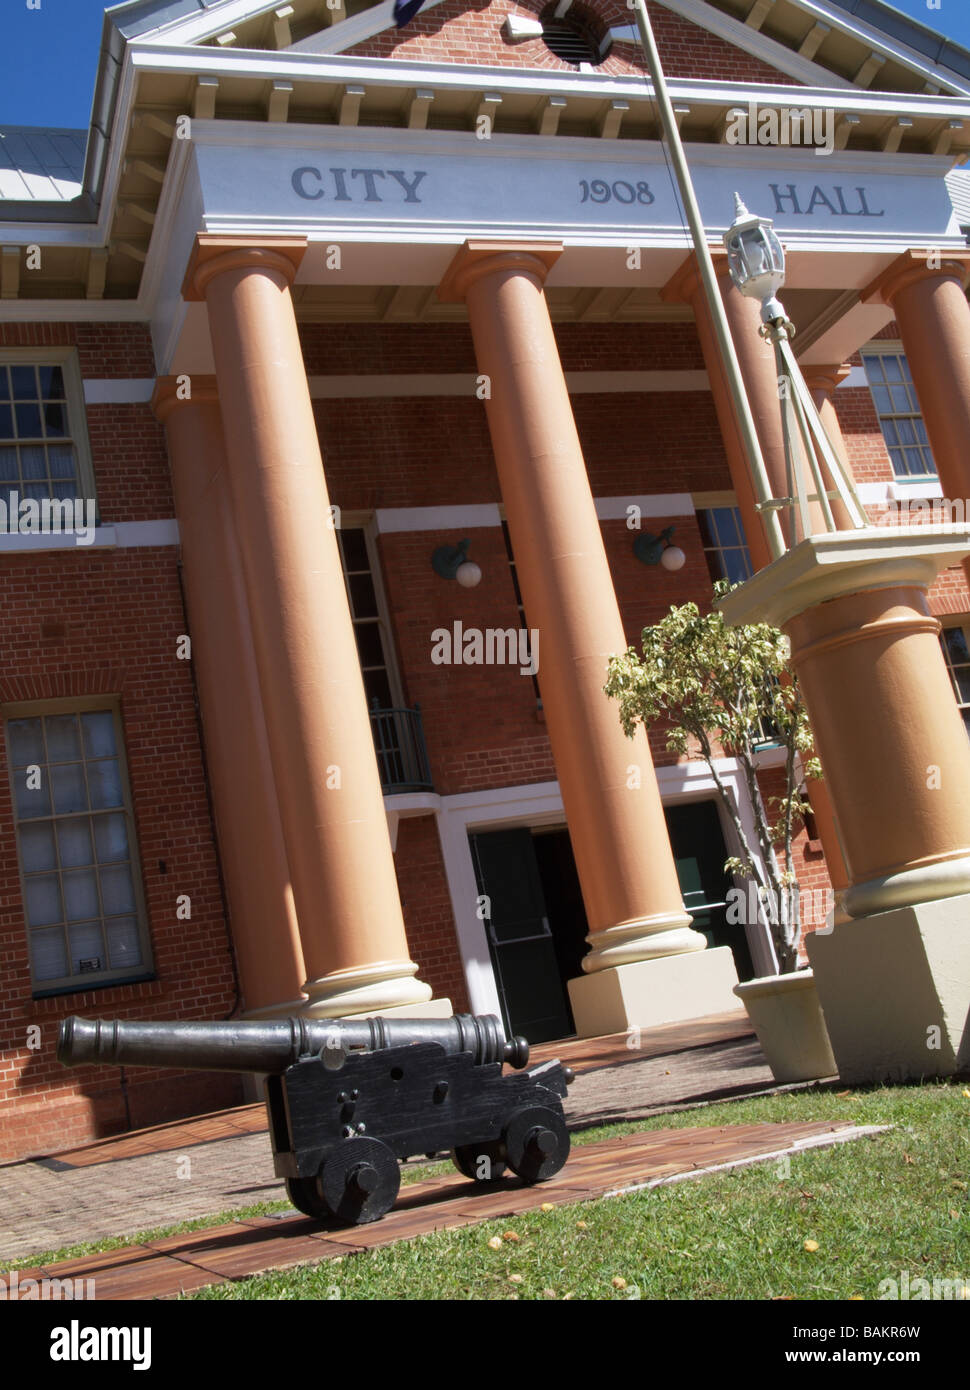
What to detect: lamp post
<box><xmin>722</xmin><ymin>194</ymin><xmax>868</xmax><ymax>544</ymax></box>
<box><xmin>627</xmin><ymin>0</ymin><xmax>785</xmax><ymax>562</ymax></box>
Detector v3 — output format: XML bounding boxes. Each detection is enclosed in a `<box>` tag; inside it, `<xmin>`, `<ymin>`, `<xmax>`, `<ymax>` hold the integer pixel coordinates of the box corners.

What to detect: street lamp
<box><xmin>723</xmin><ymin>194</ymin><xmax>868</xmax><ymax>544</ymax></box>
<box><xmin>723</xmin><ymin>194</ymin><xmax>786</xmax><ymax>324</ymax></box>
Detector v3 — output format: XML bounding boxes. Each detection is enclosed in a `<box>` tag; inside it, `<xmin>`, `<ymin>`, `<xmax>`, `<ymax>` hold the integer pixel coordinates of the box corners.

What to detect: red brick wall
<box><xmin>0</xmin><ymin>549</ymin><xmax>241</xmax><ymax>1161</ymax></box>
<box><xmin>0</xmin><ymin>323</ymin><xmax>156</xmax><ymax>378</ymax></box>
<box><xmin>346</xmin><ymin>0</ymin><xmax>799</xmax><ymax>85</ymax></box>
<box><xmin>394</xmin><ymin>816</ymin><xmax>471</xmax><ymax>1011</ymax></box>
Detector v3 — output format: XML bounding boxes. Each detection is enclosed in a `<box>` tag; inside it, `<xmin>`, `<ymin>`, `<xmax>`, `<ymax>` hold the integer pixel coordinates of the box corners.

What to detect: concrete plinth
<box><xmin>567</xmin><ymin>947</ymin><xmax>740</xmax><ymax>1037</ymax></box>
<box><xmin>806</xmin><ymin>895</ymin><xmax>970</xmax><ymax>1082</ymax></box>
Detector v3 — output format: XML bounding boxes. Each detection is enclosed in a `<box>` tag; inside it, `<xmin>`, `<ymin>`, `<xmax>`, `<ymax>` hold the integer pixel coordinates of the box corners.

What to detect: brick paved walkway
<box><xmin>14</xmin><ymin>1120</ymin><xmax>883</xmax><ymax>1300</ymax></box>
<box><xmin>0</xmin><ymin>1009</ymin><xmax>825</xmax><ymax>1265</ymax></box>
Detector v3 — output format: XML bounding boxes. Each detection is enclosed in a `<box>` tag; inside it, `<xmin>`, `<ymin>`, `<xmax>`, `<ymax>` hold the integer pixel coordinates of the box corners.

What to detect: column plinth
<box><xmin>184</xmin><ymin>235</ymin><xmax>434</xmax><ymax>1018</ymax></box>
<box><xmin>440</xmin><ymin>241</ymin><xmax>739</xmax><ymax>1032</ymax></box>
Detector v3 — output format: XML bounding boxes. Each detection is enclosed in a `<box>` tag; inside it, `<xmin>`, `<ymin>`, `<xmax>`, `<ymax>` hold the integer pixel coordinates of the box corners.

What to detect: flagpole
<box><xmin>629</xmin><ymin>0</ymin><xmax>786</xmax><ymax>562</ymax></box>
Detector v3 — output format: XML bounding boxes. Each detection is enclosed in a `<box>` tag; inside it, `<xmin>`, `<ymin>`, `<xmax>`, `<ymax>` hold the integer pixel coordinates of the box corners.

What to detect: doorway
<box><xmin>469</xmin><ymin>799</ymin><xmax>754</xmax><ymax>1043</ymax></box>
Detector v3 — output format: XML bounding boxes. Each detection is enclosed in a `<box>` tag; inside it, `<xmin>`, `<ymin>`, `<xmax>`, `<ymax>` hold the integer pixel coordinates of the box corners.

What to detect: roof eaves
<box><xmin>791</xmin><ymin>0</ymin><xmax>970</xmax><ymax>87</ymax></box>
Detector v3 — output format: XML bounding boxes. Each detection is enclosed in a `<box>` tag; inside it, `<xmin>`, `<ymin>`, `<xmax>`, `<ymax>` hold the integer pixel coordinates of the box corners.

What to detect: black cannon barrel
<box><xmin>57</xmin><ymin>1013</ymin><xmax>530</xmax><ymax>1075</ymax></box>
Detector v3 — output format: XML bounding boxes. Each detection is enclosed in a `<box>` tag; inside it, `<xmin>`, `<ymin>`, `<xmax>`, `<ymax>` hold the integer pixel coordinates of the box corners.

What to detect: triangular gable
<box><xmin>334</xmin><ymin>0</ymin><xmax>803</xmax><ymax>88</ymax></box>
<box><xmin>121</xmin><ymin>0</ymin><xmax>970</xmax><ymax>97</ymax></box>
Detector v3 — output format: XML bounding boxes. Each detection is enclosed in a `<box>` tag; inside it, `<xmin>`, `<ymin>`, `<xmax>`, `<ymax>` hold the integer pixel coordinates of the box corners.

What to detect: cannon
<box><xmin>58</xmin><ymin>1014</ymin><xmax>573</xmax><ymax>1225</ymax></box>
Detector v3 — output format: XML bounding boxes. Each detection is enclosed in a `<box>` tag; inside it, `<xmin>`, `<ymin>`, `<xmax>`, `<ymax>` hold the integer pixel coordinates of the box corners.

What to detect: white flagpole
<box><xmin>629</xmin><ymin>0</ymin><xmax>787</xmax><ymax>561</ymax></box>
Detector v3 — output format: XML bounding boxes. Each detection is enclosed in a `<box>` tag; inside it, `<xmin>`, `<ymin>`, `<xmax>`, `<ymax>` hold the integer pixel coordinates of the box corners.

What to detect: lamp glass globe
<box><xmin>660</xmin><ymin>546</ymin><xmax>686</xmax><ymax>572</ymax></box>
<box><xmin>455</xmin><ymin>561</ymin><xmax>482</xmax><ymax>588</ymax></box>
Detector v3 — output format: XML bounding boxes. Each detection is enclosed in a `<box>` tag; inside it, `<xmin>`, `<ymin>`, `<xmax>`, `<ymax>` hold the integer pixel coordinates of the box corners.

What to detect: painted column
<box><xmin>183</xmin><ymin>235</ymin><xmax>435</xmax><ymax>1018</ymax></box>
<box><xmin>439</xmin><ymin>241</ymin><xmax>739</xmax><ymax>1033</ymax></box>
<box><xmin>152</xmin><ymin>378</ymin><xmax>306</xmax><ymax>1016</ymax></box>
<box><xmin>801</xmin><ymin>364</ymin><xmax>858</xmax><ymax>534</ymax></box>
<box><xmin>784</xmin><ymin>581</ymin><xmax>970</xmax><ymax>918</ymax></box>
<box><xmin>663</xmin><ymin>254</ymin><xmax>772</xmax><ymax>568</ymax></box>
<box><xmin>863</xmin><ymin>252</ymin><xmax>970</xmax><ymax>541</ymax></box>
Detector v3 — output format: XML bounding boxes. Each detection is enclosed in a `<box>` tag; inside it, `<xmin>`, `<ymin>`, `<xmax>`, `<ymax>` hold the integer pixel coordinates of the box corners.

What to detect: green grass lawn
<box><xmin>188</xmin><ymin>1082</ymin><xmax>969</xmax><ymax>1301</ymax></box>
<box><xmin>13</xmin><ymin>1082</ymin><xmax>970</xmax><ymax>1299</ymax></box>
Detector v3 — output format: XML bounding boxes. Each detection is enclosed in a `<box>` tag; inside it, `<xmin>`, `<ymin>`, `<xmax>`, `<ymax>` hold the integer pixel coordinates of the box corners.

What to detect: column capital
<box><xmin>151</xmin><ymin>374</ymin><xmax>219</xmax><ymax>422</ymax></box>
<box><xmin>182</xmin><ymin>234</ymin><xmax>308</xmax><ymax>302</ymax></box>
<box><xmin>437</xmin><ymin>239</ymin><xmax>562</xmax><ymax>303</ymax></box>
<box><xmin>801</xmin><ymin>362</ymin><xmax>852</xmax><ymax>399</ymax></box>
<box><xmin>660</xmin><ymin>248</ymin><xmax>731</xmax><ymax>306</ymax></box>
<box><xmin>862</xmin><ymin>249</ymin><xmax>970</xmax><ymax>306</ymax></box>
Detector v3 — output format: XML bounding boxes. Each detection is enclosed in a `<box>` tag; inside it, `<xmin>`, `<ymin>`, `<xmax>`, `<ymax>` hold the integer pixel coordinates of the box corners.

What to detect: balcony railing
<box><xmin>369</xmin><ymin>703</ymin><xmax>434</xmax><ymax>793</ymax></box>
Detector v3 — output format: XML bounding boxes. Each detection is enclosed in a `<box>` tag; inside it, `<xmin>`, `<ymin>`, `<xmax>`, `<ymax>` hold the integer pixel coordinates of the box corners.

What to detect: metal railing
<box><xmin>369</xmin><ymin>703</ymin><xmax>434</xmax><ymax>793</ymax></box>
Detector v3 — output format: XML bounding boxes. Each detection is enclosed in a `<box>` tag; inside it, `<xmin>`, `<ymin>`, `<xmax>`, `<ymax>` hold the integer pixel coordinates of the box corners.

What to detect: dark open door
<box><xmin>468</xmin><ymin>828</ymin><xmax>572</xmax><ymax>1043</ymax></box>
<box><xmin>664</xmin><ymin>800</ymin><xmax>754</xmax><ymax>980</ymax></box>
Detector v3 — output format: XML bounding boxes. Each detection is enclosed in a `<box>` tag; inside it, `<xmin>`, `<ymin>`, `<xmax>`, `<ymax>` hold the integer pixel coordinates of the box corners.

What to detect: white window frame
<box><xmin>940</xmin><ymin>619</ymin><xmax>970</xmax><ymax>735</ymax></box>
<box><xmin>0</xmin><ymin>346</ymin><xmax>97</xmax><ymax>521</ymax></box>
<box><xmin>693</xmin><ymin>493</ymin><xmax>754</xmax><ymax>586</ymax></box>
<box><xmin>860</xmin><ymin>342</ymin><xmax>936</xmax><ymax>482</ymax></box>
<box><xmin>3</xmin><ymin>695</ymin><xmax>153</xmax><ymax>996</ymax></box>
<box><xmin>336</xmin><ymin>510</ymin><xmax>406</xmax><ymax>710</ymax></box>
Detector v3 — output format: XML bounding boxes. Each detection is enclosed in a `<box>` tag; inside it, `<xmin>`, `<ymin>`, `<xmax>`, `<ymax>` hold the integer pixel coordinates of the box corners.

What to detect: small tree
<box><xmin>603</xmin><ymin>584</ymin><xmax>820</xmax><ymax>973</ymax></box>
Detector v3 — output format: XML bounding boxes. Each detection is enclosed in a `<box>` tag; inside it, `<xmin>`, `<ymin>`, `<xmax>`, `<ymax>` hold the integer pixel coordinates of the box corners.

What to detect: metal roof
<box><xmin>0</xmin><ymin>127</ymin><xmax>86</xmax><ymax>203</ymax></box>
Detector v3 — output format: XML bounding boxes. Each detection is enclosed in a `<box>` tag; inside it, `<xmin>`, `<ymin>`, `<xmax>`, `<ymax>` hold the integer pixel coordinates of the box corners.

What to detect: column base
<box><xmin>842</xmin><ymin>854</ymin><xmax>970</xmax><ymax>918</ymax></box>
<box><xmin>300</xmin><ymin>960</ymin><xmax>433</xmax><ymax>1019</ymax></box>
<box><xmin>806</xmin><ymin>894</ymin><xmax>970</xmax><ymax>1082</ymax></box>
<box><xmin>242</xmin><ymin>996</ymin><xmax>309</xmax><ymax>1019</ymax></box>
<box><xmin>567</xmin><ymin>947</ymin><xmax>740</xmax><ymax>1037</ymax></box>
<box><xmin>581</xmin><ymin>911</ymin><xmax>706</xmax><ymax>972</ymax></box>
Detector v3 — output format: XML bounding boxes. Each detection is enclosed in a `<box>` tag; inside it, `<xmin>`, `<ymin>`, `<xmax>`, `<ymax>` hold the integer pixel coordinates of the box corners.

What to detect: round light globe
<box><xmin>660</xmin><ymin>545</ymin><xmax>686</xmax><ymax>572</ymax></box>
<box><xmin>455</xmin><ymin>560</ymin><xmax>482</xmax><ymax>588</ymax></box>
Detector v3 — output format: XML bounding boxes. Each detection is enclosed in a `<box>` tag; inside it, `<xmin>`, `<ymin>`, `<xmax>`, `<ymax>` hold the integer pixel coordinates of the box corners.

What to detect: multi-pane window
<box><xmin>697</xmin><ymin>507</ymin><xmax>753</xmax><ymax>586</ymax></box>
<box><xmin>501</xmin><ymin>520</ymin><xmax>542</xmax><ymax>706</ymax></box>
<box><xmin>336</xmin><ymin>526</ymin><xmax>398</xmax><ymax>710</ymax></box>
<box><xmin>0</xmin><ymin>361</ymin><xmax>87</xmax><ymax>518</ymax></box>
<box><xmin>940</xmin><ymin>625</ymin><xmax>970</xmax><ymax>736</ymax></box>
<box><xmin>5</xmin><ymin>705</ymin><xmax>151</xmax><ymax>993</ymax></box>
<box><xmin>861</xmin><ymin>352</ymin><xmax>936</xmax><ymax>479</ymax></box>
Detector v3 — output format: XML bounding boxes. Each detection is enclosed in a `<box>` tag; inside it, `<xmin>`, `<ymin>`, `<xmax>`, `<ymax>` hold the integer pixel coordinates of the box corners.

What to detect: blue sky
<box><xmin>1</xmin><ymin>0</ymin><xmax>970</xmax><ymax>129</ymax></box>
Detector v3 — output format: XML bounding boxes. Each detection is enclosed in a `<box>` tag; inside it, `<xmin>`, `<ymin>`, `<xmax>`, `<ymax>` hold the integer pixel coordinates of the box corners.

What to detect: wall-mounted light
<box><xmin>431</xmin><ymin>538</ymin><xmax>482</xmax><ymax>587</ymax></box>
<box><xmin>633</xmin><ymin>525</ymin><xmax>686</xmax><ymax>572</ymax></box>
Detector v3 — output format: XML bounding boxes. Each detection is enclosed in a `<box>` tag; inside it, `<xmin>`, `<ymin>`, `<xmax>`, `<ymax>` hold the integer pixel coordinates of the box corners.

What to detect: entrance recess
<box><xmin>470</xmin><ymin>799</ymin><xmax>753</xmax><ymax>1042</ymax></box>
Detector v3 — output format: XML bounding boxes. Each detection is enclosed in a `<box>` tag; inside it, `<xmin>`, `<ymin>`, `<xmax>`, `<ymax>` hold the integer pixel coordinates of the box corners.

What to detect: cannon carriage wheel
<box><xmin>320</xmin><ymin>1136</ymin><xmax>401</xmax><ymax>1225</ymax></box>
<box><xmin>502</xmin><ymin>1106</ymin><xmax>569</xmax><ymax>1184</ymax></box>
<box><xmin>451</xmin><ymin>1106</ymin><xmax>569</xmax><ymax>1187</ymax></box>
<box><xmin>286</xmin><ymin>1138</ymin><xmax>400</xmax><ymax>1225</ymax></box>
<box><xmin>451</xmin><ymin>1140</ymin><xmax>507</xmax><ymax>1183</ymax></box>
<box><xmin>285</xmin><ymin>1175</ymin><xmax>331</xmax><ymax>1220</ymax></box>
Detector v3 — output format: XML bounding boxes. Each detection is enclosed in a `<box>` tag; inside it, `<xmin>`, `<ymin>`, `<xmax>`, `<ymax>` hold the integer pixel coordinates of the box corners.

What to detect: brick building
<box><xmin>3</xmin><ymin>0</ymin><xmax>970</xmax><ymax>1160</ymax></box>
